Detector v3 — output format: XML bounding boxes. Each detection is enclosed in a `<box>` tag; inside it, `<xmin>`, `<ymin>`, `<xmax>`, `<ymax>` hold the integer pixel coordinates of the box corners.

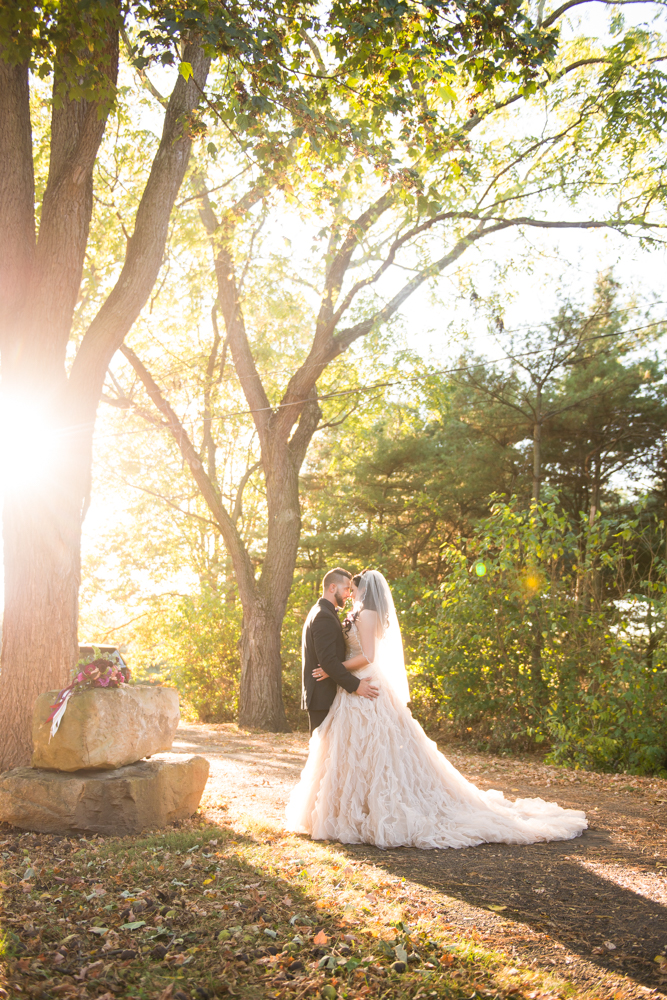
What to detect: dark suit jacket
<box><xmin>301</xmin><ymin>598</ymin><xmax>361</xmax><ymax>711</ymax></box>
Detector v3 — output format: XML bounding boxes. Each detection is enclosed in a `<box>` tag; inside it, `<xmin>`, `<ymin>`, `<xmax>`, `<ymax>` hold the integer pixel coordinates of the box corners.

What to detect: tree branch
<box><xmin>542</xmin><ymin>0</ymin><xmax>662</xmax><ymax>30</ymax></box>
<box><xmin>119</xmin><ymin>477</ymin><xmax>222</xmax><ymax>532</ymax></box>
<box><xmin>319</xmin><ymin>191</ymin><xmax>395</xmax><ymax>335</ymax></box>
<box><xmin>202</xmin><ymin>303</ymin><xmax>222</xmax><ymax>482</ymax></box>
<box><xmin>288</xmin><ymin>389</ymin><xmax>323</xmax><ymax>470</ymax></box>
<box><xmin>268</xmin><ymin>191</ymin><xmax>394</xmax><ymax>446</ymax></box>
<box><xmin>332</xmin><ymin>215</ymin><xmax>614</xmax><ymax>356</ymax></box>
<box><xmin>120</xmin><ymin>25</ymin><xmax>167</xmax><ymax>106</ymax></box>
<box><xmin>196</xmin><ymin>176</ymin><xmax>273</xmax><ymax>447</ymax></box>
<box><xmin>232</xmin><ymin>461</ymin><xmax>262</xmax><ymax>525</ymax></box>
<box><xmin>68</xmin><ymin>40</ymin><xmax>211</xmax><ymax>409</ymax></box>
<box><xmin>299</xmin><ymin>27</ymin><xmax>327</xmax><ymax>74</ymax></box>
<box><xmin>0</xmin><ymin>56</ymin><xmax>35</xmax><ymax>355</ymax></box>
<box><xmin>33</xmin><ymin>18</ymin><xmax>119</xmax><ymax>367</ymax></box>
<box><xmin>100</xmin><ymin>391</ymin><xmax>172</xmax><ymax>430</ymax></box>
<box><xmin>119</xmin><ymin>343</ymin><xmax>257</xmax><ymax>605</ymax></box>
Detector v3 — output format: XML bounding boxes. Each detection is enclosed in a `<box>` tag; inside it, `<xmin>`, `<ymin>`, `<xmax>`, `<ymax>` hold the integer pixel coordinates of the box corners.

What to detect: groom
<box><xmin>301</xmin><ymin>567</ymin><xmax>379</xmax><ymax>733</ymax></box>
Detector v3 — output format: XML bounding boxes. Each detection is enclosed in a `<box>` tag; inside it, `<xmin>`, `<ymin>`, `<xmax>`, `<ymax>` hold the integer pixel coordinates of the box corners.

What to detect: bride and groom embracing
<box><xmin>286</xmin><ymin>567</ymin><xmax>588</xmax><ymax>850</ymax></box>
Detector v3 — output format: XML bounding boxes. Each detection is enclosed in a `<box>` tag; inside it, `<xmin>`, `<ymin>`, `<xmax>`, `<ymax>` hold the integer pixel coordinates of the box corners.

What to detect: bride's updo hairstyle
<box><xmin>356</xmin><ymin>569</ymin><xmax>391</xmax><ymax>638</ymax></box>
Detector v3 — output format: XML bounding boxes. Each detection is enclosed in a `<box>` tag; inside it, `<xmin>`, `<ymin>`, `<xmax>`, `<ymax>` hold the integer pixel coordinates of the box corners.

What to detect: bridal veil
<box><xmin>357</xmin><ymin>569</ymin><xmax>411</xmax><ymax>705</ymax></box>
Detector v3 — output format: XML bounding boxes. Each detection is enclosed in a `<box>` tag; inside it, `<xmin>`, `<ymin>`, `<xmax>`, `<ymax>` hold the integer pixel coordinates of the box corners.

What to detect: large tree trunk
<box><xmin>238</xmin><ymin>597</ymin><xmax>288</xmax><ymax>731</ymax></box>
<box><xmin>237</xmin><ymin>448</ymin><xmax>303</xmax><ymax>731</ymax></box>
<box><xmin>0</xmin><ymin>386</ymin><xmax>95</xmax><ymax>767</ymax></box>
<box><xmin>0</xmin><ymin>478</ymin><xmax>84</xmax><ymax>767</ymax></box>
<box><xmin>0</xmin><ymin>27</ymin><xmax>210</xmax><ymax>767</ymax></box>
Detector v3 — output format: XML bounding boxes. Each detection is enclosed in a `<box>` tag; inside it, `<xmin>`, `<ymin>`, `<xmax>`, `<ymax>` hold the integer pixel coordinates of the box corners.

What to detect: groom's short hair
<box><xmin>322</xmin><ymin>567</ymin><xmax>352</xmax><ymax>590</ymax></box>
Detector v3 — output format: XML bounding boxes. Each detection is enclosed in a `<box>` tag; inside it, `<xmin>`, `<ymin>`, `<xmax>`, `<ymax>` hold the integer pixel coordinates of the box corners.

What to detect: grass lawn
<box><xmin>0</xmin><ymin>815</ymin><xmax>591</xmax><ymax>1000</ymax></box>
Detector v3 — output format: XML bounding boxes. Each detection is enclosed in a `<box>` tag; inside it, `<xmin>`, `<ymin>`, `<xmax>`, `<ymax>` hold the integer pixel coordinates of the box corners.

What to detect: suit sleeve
<box><xmin>311</xmin><ymin>614</ymin><xmax>360</xmax><ymax>694</ymax></box>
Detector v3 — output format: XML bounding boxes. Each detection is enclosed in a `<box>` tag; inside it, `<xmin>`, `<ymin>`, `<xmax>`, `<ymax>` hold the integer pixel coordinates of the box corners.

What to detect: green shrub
<box><xmin>129</xmin><ymin>582</ymin><xmax>317</xmax><ymax>728</ymax></box>
<box><xmin>399</xmin><ymin>490</ymin><xmax>667</xmax><ymax>774</ymax></box>
<box><xmin>131</xmin><ymin>590</ymin><xmax>241</xmax><ymax>723</ymax></box>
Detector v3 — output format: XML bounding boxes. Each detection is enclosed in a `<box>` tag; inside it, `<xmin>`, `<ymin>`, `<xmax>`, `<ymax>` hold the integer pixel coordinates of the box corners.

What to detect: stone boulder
<box><xmin>0</xmin><ymin>754</ymin><xmax>209</xmax><ymax>836</ymax></box>
<box><xmin>32</xmin><ymin>685</ymin><xmax>180</xmax><ymax>771</ymax></box>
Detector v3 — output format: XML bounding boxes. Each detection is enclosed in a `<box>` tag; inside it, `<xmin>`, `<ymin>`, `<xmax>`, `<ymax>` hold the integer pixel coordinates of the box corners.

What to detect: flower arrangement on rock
<box><xmin>47</xmin><ymin>653</ymin><xmax>132</xmax><ymax>739</ymax></box>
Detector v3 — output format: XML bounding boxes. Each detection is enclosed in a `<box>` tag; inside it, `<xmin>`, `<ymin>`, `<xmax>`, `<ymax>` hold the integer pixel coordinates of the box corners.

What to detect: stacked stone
<box><xmin>0</xmin><ymin>686</ymin><xmax>209</xmax><ymax>836</ymax></box>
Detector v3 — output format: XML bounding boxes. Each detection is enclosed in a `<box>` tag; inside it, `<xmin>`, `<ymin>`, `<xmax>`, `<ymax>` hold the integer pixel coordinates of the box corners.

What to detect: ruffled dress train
<box><xmin>286</xmin><ymin>626</ymin><xmax>587</xmax><ymax>850</ymax></box>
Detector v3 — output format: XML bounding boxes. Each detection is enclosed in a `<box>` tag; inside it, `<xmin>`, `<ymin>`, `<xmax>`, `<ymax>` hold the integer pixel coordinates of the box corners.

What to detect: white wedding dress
<box><xmin>286</xmin><ymin>619</ymin><xmax>587</xmax><ymax>850</ymax></box>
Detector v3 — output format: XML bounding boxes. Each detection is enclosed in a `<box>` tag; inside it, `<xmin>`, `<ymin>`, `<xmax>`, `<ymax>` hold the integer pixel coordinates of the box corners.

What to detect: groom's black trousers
<box><xmin>308</xmin><ymin>709</ymin><xmax>329</xmax><ymax>733</ymax></box>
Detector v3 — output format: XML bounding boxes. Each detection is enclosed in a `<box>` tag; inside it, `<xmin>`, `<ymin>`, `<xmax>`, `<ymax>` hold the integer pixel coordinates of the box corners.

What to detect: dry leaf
<box><xmin>86</xmin><ymin>960</ymin><xmax>105</xmax><ymax>979</ymax></box>
<box><xmin>313</xmin><ymin>929</ymin><xmax>329</xmax><ymax>946</ymax></box>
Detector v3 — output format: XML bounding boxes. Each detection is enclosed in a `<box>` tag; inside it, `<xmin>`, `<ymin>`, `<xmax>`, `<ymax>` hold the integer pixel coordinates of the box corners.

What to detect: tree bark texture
<box><xmin>0</xmin><ymin>57</ymin><xmax>34</xmax><ymax>342</ymax></box>
<box><xmin>238</xmin><ymin>599</ymin><xmax>287</xmax><ymax>731</ymax></box>
<box><xmin>0</xmin><ymin>484</ymin><xmax>83</xmax><ymax>766</ymax></box>
<box><xmin>0</xmin><ymin>22</ymin><xmax>210</xmax><ymax>768</ymax></box>
<box><xmin>236</xmin><ymin>445</ymin><xmax>313</xmax><ymax>731</ymax></box>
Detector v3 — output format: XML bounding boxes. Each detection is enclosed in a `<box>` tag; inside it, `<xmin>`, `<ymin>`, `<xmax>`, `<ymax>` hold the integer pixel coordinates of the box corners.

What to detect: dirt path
<box><xmin>169</xmin><ymin>721</ymin><xmax>667</xmax><ymax>998</ymax></box>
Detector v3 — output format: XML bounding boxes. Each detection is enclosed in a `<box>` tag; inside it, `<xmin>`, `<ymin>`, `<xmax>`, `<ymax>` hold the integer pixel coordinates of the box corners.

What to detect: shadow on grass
<box><xmin>331</xmin><ymin>826</ymin><xmax>667</xmax><ymax>992</ymax></box>
<box><xmin>4</xmin><ymin>818</ymin><xmax>664</xmax><ymax>1000</ymax></box>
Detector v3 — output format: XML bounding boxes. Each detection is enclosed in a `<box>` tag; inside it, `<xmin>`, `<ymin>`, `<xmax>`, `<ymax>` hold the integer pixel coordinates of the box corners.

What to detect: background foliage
<box><xmin>81</xmin><ymin>274</ymin><xmax>667</xmax><ymax>772</ymax></box>
<box><xmin>69</xmin><ymin>0</ymin><xmax>667</xmax><ymax>771</ymax></box>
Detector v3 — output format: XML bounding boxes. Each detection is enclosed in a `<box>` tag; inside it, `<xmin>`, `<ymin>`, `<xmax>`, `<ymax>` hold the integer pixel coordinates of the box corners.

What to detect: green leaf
<box><xmin>179</xmin><ymin>61</ymin><xmax>193</xmax><ymax>81</ymax></box>
<box><xmin>436</xmin><ymin>82</ymin><xmax>456</xmax><ymax>103</ymax></box>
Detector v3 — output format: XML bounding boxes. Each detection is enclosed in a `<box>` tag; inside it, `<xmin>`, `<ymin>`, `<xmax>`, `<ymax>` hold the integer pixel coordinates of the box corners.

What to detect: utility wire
<box><xmin>119</xmin><ymin>318</ymin><xmax>665</xmax><ymax>388</ymax></box>
<box><xmin>101</xmin><ymin>323</ymin><xmax>666</xmax><ymax>430</ymax></box>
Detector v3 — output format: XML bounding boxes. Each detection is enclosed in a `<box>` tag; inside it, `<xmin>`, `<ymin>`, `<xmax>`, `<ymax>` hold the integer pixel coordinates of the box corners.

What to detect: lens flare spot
<box><xmin>0</xmin><ymin>393</ymin><xmax>61</xmax><ymax>492</ymax></box>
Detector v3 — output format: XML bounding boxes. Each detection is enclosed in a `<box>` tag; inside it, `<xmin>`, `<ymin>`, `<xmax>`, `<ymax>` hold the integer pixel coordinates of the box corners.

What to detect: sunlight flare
<box><xmin>0</xmin><ymin>392</ymin><xmax>62</xmax><ymax>492</ymax></box>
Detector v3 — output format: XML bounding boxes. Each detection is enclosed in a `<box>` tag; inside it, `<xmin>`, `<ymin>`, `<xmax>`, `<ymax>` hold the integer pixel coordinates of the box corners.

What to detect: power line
<box><xmin>114</xmin><ymin>319</ymin><xmax>665</xmax><ymax>389</ymax></box>
<box><xmin>97</xmin><ymin>322</ymin><xmax>666</xmax><ymax>436</ymax></box>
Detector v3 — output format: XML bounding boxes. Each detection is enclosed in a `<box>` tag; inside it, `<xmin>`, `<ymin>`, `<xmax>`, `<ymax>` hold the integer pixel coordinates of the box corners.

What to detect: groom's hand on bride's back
<box><xmin>357</xmin><ymin>678</ymin><xmax>379</xmax><ymax>700</ymax></box>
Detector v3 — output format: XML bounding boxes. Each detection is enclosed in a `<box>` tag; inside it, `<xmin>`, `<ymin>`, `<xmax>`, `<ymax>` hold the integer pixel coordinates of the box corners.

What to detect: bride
<box><xmin>285</xmin><ymin>569</ymin><xmax>587</xmax><ymax>849</ymax></box>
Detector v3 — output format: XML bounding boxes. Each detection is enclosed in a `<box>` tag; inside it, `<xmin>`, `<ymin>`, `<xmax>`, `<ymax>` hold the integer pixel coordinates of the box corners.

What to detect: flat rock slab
<box><xmin>32</xmin><ymin>685</ymin><xmax>180</xmax><ymax>771</ymax></box>
<box><xmin>0</xmin><ymin>754</ymin><xmax>209</xmax><ymax>836</ymax></box>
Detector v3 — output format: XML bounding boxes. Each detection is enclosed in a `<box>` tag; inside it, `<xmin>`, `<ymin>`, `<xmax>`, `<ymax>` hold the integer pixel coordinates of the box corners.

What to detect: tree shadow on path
<box><xmin>339</xmin><ymin>827</ymin><xmax>667</xmax><ymax>993</ymax></box>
